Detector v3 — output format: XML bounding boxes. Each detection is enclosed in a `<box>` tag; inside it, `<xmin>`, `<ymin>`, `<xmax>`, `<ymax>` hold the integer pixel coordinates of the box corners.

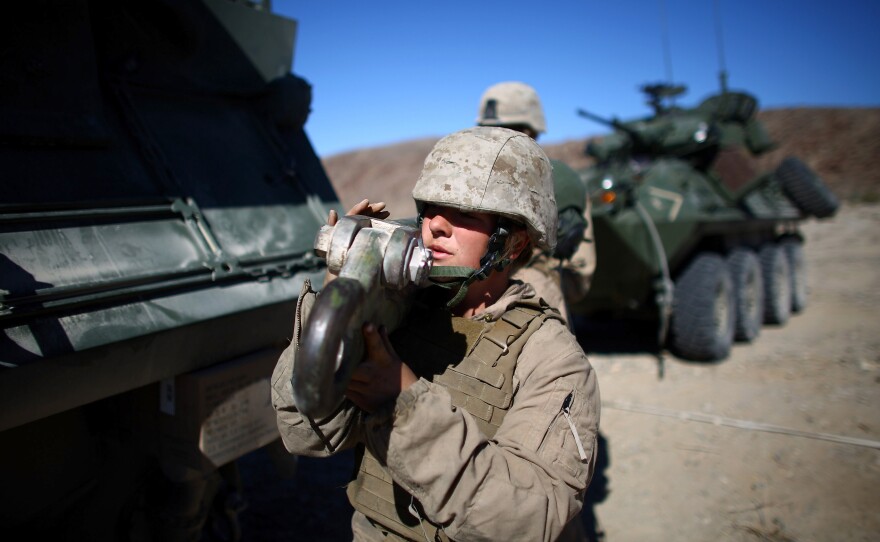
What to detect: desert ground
<box><xmin>238</xmin><ymin>202</ymin><xmax>880</xmax><ymax>541</ymax></box>
<box><xmin>578</xmin><ymin>202</ymin><xmax>880</xmax><ymax>541</ymax></box>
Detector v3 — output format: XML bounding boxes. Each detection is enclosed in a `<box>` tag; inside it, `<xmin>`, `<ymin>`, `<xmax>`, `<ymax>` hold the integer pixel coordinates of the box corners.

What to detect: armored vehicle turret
<box><xmin>0</xmin><ymin>1</ymin><xmax>338</xmax><ymax>539</ymax></box>
<box><xmin>574</xmin><ymin>82</ymin><xmax>839</xmax><ymax>362</ymax></box>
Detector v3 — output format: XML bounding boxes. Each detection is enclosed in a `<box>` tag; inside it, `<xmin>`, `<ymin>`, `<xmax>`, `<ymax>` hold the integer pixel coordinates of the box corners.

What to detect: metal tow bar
<box><xmin>292</xmin><ymin>215</ymin><xmax>433</xmax><ymax>419</ymax></box>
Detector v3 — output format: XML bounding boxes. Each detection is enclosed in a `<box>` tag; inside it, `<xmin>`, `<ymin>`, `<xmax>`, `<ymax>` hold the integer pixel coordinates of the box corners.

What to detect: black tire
<box><xmin>781</xmin><ymin>237</ymin><xmax>808</xmax><ymax>313</ymax></box>
<box><xmin>670</xmin><ymin>252</ymin><xmax>735</xmax><ymax>361</ymax></box>
<box><xmin>759</xmin><ymin>243</ymin><xmax>791</xmax><ymax>325</ymax></box>
<box><xmin>776</xmin><ymin>156</ymin><xmax>840</xmax><ymax>218</ymax></box>
<box><xmin>727</xmin><ymin>248</ymin><xmax>764</xmax><ymax>342</ymax></box>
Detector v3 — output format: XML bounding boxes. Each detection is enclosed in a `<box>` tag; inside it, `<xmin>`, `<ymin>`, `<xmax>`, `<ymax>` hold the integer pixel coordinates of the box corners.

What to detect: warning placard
<box><xmin>159</xmin><ymin>349</ymin><xmax>281</xmax><ymax>469</ymax></box>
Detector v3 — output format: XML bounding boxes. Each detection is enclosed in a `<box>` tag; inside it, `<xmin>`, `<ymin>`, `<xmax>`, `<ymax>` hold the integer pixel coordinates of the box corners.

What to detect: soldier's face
<box><xmin>421</xmin><ymin>204</ymin><xmax>496</xmax><ymax>270</ymax></box>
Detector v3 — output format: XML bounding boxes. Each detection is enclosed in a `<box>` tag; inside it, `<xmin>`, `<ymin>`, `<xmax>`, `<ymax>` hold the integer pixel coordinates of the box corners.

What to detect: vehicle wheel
<box><xmin>670</xmin><ymin>252</ymin><xmax>735</xmax><ymax>361</ymax></box>
<box><xmin>781</xmin><ymin>237</ymin><xmax>808</xmax><ymax>313</ymax></box>
<box><xmin>727</xmin><ymin>248</ymin><xmax>764</xmax><ymax>342</ymax></box>
<box><xmin>776</xmin><ymin>156</ymin><xmax>840</xmax><ymax>218</ymax></box>
<box><xmin>759</xmin><ymin>243</ymin><xmax>791</xmax><ymax>325</ymax></box>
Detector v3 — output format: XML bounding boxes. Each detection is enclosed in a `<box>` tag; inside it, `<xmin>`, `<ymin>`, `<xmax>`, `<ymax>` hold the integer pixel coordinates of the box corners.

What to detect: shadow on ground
<box><xmin>238</xmin><ymin>443</ymin><xmax>355</xmax><ymax>540</ymax></box>
<box><xmin>573</xmin><ymin>315</ymin><xmax>664</xmax><ymax>358</ymax></box>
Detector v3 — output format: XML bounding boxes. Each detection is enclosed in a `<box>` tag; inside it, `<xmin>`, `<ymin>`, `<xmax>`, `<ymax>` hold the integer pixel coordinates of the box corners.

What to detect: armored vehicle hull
<box><xmin>0</xmin><ymin>1</ymin><xmax>337</xmax><ymax>538</ymax></box>
<box><xmin>575</xmin><ymin>86</ymin><xmax>838</xmax><ymax>361</ymax></box>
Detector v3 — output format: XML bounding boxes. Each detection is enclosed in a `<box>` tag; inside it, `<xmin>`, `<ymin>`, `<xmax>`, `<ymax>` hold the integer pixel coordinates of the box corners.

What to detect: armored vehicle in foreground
<box><xmin>575</xmin><ymin>81</ymin><xmax>838</xmax><ymax>362</ymax></box>
<box><xmin>1</xmin><ymin>0</ymin><xmax>338</xmax><ymax>539</ymax></box>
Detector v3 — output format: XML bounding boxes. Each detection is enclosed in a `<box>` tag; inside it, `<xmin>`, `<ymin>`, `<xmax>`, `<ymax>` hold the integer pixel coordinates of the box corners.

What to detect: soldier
<box><xmin>272</xmin><ymin>126</ymin><xmax>600</xmax><ymax>541</ymax></box>
<box><xmin>476</xmin><ymin>81</ymin><xmax>596</xmax><ymax>325</ymax></box>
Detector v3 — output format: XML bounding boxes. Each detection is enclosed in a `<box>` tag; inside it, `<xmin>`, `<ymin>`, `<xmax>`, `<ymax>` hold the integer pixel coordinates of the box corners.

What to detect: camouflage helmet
<box><xmin>476</xmin><ymin>81</ymin><xmax>547</xmax><ymax>135</ymax></box>
<box><xmin>413</xmin><ymin>126</ymin><xmax>557</xmax><ymax>252</ymax></box>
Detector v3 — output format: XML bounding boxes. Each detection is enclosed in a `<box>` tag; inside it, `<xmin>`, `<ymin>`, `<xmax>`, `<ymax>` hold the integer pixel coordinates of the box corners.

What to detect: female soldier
<box><xmin>272</xmin><ymin>126</ymin><xmax>600</xmax><ymax>541</ymax></box>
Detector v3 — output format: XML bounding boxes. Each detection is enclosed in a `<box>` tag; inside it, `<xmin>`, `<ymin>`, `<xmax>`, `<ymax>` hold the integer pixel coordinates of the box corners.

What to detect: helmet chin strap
<box><xmin>427</xmin><ymin>223</ymin><xmax>513</xmax><ymax>309</ymax></box>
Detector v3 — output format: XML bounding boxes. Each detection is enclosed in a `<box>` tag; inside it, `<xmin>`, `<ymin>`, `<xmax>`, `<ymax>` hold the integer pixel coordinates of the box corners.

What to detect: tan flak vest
<box><xmin>346</xmin><ymin>300</ymin><xmax>561</xmax><ymax>541</ymax></box>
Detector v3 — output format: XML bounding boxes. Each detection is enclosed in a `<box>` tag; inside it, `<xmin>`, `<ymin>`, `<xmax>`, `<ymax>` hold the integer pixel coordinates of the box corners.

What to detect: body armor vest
<box><xmin>346</xmin><ymin>299</ymin><xmax>559</xmax><ymax>541</ymax></box>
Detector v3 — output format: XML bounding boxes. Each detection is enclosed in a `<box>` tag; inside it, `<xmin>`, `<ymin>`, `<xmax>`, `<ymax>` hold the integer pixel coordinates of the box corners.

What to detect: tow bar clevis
<box><xmin>292</xmin><ymin>216</ymin><xmax>433</xmax><ymax>419</ymax></box>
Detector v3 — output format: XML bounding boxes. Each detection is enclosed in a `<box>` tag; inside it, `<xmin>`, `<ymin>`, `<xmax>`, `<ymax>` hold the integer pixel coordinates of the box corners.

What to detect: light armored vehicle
<box><xmin>0</xmin><ymin>1</ymin><xmax>338</xmax><ymax>539</ymax></box>
<box><xmin>575</xmin><ymin>81</ymin><xmax>838</xmax><ymax>361</ymax></box>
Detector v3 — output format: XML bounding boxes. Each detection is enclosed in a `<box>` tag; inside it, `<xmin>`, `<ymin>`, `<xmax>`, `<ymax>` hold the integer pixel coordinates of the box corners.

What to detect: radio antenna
<box><xmin>659</xmin><ymin>0</ymin><xmax>674</xmax><ymax>83</ymax></box>
<box><xmin>713</xmin><ymin>0</ymin><xmax>729</xmax><ymax>92</ymax></box>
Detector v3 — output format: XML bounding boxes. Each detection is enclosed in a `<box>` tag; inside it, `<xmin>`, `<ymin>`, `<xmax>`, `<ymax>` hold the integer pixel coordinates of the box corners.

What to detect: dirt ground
<box><xmin>238</xmin><ymin>203</ymin><xmax>880</xmax><ymax>541</ymax></box>
<box><xmin>581</xmin><ymin>202</ymin><xmax>880</xmax><ymax>541</ymax></box>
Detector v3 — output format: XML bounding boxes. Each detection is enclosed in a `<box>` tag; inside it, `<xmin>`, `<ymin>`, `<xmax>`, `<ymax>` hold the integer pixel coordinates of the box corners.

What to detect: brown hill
<box><xmin>322</xmin><ymin>108</ymin><xmax>880</xmax><ymax>218</ymax></box>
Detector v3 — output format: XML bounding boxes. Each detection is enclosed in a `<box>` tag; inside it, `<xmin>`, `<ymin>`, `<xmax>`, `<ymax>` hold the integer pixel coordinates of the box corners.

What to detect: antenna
<box><xmin>713</xmin><ymin>0</ymin><xmax>729</xmax><ymax>92</ymax></box>
<box><xmin>658</xmin><ymin>0</ymin><xmax>674</xmax><ymax>83</ymax></box>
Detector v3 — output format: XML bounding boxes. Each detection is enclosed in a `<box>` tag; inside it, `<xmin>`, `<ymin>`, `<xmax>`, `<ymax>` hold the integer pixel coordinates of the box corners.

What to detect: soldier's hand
<box><xmin>345</xmin><ymin>323</ymin><xmax>417</xmax><ymax>413</ymax></box>
<box><xmin>327</xmin><ymin>198</ymin><xmax>390</xmax><ymax>226</ymax></box>
<box><xmin>323</xmin><ymin>199</ymin><xmax>391</xmax><ymax>287</ymax></box>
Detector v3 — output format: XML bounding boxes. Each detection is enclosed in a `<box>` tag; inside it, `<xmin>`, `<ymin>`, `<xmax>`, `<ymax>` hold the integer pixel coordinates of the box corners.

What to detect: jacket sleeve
<box><xmin>271</xmin><ymin>279</ymin><xmax>364</xmax><ymax>456</ymax></box>
<box><xmin>363</xmin><ymin>319</ymin><xmax>601</xmax><ymax>542</ymax></box>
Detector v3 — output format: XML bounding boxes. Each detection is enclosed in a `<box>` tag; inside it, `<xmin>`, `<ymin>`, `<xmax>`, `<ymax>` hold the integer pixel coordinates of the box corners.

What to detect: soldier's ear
<box><xmin>506</xmin><ymin>229</ymin><xmax>531</xmax><ymax>260</ymax></box>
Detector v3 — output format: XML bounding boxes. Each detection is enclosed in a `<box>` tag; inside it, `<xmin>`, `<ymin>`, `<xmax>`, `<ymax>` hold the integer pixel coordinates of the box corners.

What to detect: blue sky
<box><xmin>273</xmin><ymin>0</ymin><xmax>880</xmax><ymax>158</ymax></box>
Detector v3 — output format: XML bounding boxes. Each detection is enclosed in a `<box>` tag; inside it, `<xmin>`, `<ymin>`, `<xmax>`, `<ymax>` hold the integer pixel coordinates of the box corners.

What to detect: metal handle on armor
<box><xmin>293</xmin><ymin>215</ymin><xmax>433</xmax><ymax>418</ymax></box>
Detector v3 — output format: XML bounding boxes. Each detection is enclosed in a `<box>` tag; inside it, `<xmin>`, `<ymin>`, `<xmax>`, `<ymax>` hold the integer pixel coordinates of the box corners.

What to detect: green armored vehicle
<box><xmin>0</xmin><ymin>0</ymin><xmax>337</xmax><ymax>539</ymax></box>
<box><xmin>575</xmin><ymin>81</ymin><xmax>838</xmax><ymax>362</ymax></box>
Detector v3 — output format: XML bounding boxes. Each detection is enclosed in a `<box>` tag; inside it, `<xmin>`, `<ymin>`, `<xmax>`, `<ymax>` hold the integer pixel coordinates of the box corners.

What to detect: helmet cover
<box><xmin>476</xmin><ymin>81</ymin><xmax>547</xmax><ymax>134</ymax></box>
<box><xmin>413</xmin><ymin>126</ymin><xmax>557</xmax><ymax>252</ymax></box>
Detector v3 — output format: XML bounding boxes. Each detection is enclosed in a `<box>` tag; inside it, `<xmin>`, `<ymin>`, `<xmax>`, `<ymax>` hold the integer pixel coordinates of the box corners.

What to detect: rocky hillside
<box><xmin>322</xmin><ymin>108</ymin><xmax>880</xmax><ymax>218</ymax></box>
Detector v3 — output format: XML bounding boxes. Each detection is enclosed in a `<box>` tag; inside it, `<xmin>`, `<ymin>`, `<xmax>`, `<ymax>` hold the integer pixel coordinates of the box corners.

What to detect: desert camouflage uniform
<box><xmin>272</xmin><ymin>280</ymin><xmax>600</xmax><ymax>541</ymax></box>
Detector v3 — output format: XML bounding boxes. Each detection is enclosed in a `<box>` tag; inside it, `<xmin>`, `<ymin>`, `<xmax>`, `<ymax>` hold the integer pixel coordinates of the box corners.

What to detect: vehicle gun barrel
<box><xmin>577</xmin><ymin>108</ymin><xmax>616</xmax><ymax>127</ymax></box>
<box><xmin>577</xmin><ymin>108</ymin><xmax>642</xmax><ymax>143</ymax></box>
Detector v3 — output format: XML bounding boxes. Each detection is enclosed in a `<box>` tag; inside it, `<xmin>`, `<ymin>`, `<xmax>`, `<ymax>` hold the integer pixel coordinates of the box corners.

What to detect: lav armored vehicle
<box><xmin>0</xmin><ymin>1</ymin><xmax>337</xmax><ymax>539</ymax></box>
<box><xmin>575</xmin><ymin>80</ymin><xmax>838</xmax><ymax>362</ymax></box>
